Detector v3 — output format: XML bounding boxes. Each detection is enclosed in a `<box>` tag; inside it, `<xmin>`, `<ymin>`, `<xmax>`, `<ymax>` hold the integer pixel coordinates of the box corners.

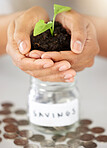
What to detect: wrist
<box><xmin>87</xmin><ymin>16</ymin><xmax>107</xmax><ymax>57</ymax></box>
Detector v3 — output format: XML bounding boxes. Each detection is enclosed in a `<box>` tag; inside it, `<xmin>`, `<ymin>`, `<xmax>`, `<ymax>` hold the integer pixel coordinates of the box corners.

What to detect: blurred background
<box><xmin>0</xmin><ymin>1</ymin><xmax>107</xmax><ymax>147</ymax></box>
<box><xmin>0</xmin><ymin>0</ymin><xmax>107</xmax><ymax>121</ymax></box>
<box><xmin>0</xmin><ymin>0</ymin><xmax>107</xmax><ymax>17</ymax></box>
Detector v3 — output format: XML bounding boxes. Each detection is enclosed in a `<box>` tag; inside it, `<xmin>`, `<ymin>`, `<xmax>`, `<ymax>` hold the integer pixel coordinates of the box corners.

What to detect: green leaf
<box><xmin>33</xmin><ymin>20</ymin><xmax>53</xmax><ymax>36</ymax></box>
<box><xmin>54</xmin><ymin>4</ymin><xmax>71</xmax><ymax>16</ymax></box>
<box><xmin>52</xmin><ymin>4</ymin><xmax>71</xmax><ymax>35</ymax></box>
<box><xmin>33</xmin><ymin>4</ymin><xmax>71</xmax><ymax>37</ymax></box>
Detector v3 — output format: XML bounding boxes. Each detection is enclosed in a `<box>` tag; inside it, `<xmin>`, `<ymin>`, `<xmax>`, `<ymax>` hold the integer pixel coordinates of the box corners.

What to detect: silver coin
<box><xmin>40</xmin><ymin>140</ymin><xmax>55</xmax><ymax>147</ymax></box>
<box><xmin>66</xmin><ymin>132</ymin><xmax>79</xmax><ymax>139</ymax></box>
<box><xmin>67</xmin><ymin>139</ymin><xmax>81</xmax><ymax>148</ymax></box>
<box><xmin>29</xmin><ymin>134</ymin><xmax>45</xmax><ymax>142</ymax></box>
<box><xmin>53</xmin><ymin>126</ymin><xmax>70</xmax><ymax>131</ymax></box>
<box><xmin>19</xmin><ymin>130</ymin><xmax>33</xmax><ymax>138</ymax></box>
<box><xmin>55</xmin><ymin>144</ymin><xmax>68</xmax><ymax>148</ymax></box>
<box><xmin>52</xmin><ymin>135</ymin><xmax>66</xmax><ymax>142</ymax></box>
<box><xmin>18</xmin><ymin>120</ymin><xmax>29</xmax><ymax>126</ymax></box>
<box><xmin>24</xmin><ymin>144</ymin><xmax>39</xmax><ymax>148</ymax></box>
<box><xmin>76</xmin><ymin>126</ymin><xmax>90</xmax><ymax>133</ymax></box>
<box><xmin>15</xmin><ymin>109</ymin><xmax>27</xmax><ymax>115</ymax></box>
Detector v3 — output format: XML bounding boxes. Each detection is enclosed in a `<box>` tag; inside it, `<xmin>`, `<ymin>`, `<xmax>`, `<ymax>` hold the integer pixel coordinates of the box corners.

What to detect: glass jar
<box><xmin>28</xmin><ymin>77</ymin><xmax>79</xmax><ymax>134</ymax></box>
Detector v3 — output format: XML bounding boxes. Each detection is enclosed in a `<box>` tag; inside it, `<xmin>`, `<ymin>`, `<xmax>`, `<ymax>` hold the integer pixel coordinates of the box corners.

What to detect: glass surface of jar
<box><xmin>28</xmin><ymin>77</ymin><xmax>80</xmax><ymax>134</ymax></box>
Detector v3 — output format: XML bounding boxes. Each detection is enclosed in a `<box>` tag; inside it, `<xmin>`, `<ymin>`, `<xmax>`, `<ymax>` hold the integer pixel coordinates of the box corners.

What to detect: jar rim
<box><xmin>30</xmin><ymin>76</ymin><xmax>77</xmax><ymax>92</ymax></box>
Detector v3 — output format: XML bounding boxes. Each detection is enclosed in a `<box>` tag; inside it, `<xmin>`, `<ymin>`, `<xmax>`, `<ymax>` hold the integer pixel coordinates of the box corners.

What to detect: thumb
<box><xmin>70</xmin><ymin>23</ymin><xmax>87</xmax><ymax>54</ymax></box>
<box><xmin>14</xmin><ymin>32</ymin><xmax>31</xmax><ymax>55</ymax></box>
<box><xmin>14</xmin><ymin>6</ymin><xmax>49</xmax><ymax>54</ymax></box>
<box><xmin>56</xmin><ymin>11</ymin><xmax>87</xmax><ymax>54</ymax></box>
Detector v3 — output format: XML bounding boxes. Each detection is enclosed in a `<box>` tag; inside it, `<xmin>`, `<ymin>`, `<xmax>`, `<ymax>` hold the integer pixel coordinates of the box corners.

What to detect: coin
<box><xmin>14</xmin><ymin>137</ymin><xmax>28</xmax><ymax>146</ymax></box>
<box><xmin>95</xmin><ymin>135</ymin><xmax>107</xmax><ymax>142</ymax></box>
<box><xmin>82</xmin><ymin>141</ymin><xmax>97</xmax><ymax>148</ymax></box>
<box><xmin>52</xmin><ymin>134</ymin><xmax>66</xmax><ymax>142</ymax></box>
<box><xmin>0</xmin><ymin>109</ymin><xmax>11</xmax><ymax>115</ymax></box>
<box><xmin>19</xmin><ymin>130</ymin><xmax>33</xmax><ymax>138</ymax></box>
<box><xmin>66</xmin><ymin>132</ymin><xmax>79</xmax><ymax>139</ymax></box>
<box><xmin>24</xmin><ymin>144</ymin><xmax>39</xmax><ymax>148</ymax></box>
<box><xmin>18</xmin><ymin>120</ymin><xmax>29</xmax><ymax>126</ymax></box>
<box><xmin>15</xmin><ymin>109</ymin><xmax>27</xmax><ymax>115</ymax></box>
<box><xmin>3</xmin><ymin>133</ymin><xmax>18</xmax><ymax>139</ymax></box>
<box><xmin>40</xmin><ymin>140</ymin><xmax>55</xmax><ymax>147</ymax></box>
<box><xmin>53</xmin><ymin>126</ymin><xmax>70</xmax><ymax>131</ymax></box>
<box><xmin>79</xmin><ymin>119</ymin><xmax>92</xmax><ymax>126</ymax></box>
<box><xmin>91</xmin><ymin>127</ymin><xmax>105</xmax><ymax>134</ymax></box>
<box><xmin>3</xmin><ymin>117</ymin><xmax>17</xmax><ymax>124</ymax></box>
<box><xmin>0</xmin><ymin>137</ymin><xmax>2</xmax><ymax>142</ymax></box>
<box><xmin>76</xmin><ymin>126</ymin><xmax>90</xmax><ymax>133</ymax></box>
<box><xmin>80</xmin><ymin>134</ymin><xmax>95</xmax><ymax>141</ymax></box>
<box><xmin>55</xmin><ymin>144</ymin><xmax>68</xmax><ymax>148</ymax></box>
<box><xmin>1</xmin><ymin>102</ymin><xmax>13</xmax><ymax>108</ymax></box>
<box><xmin>4</xmin><ymin>124</ymin><xmax>18</xmax><ymax>133</ymax></box>
<box><xmin>67</xmin><ymin>139</ymin><xmax>81</xmax><ymax>147</ymax></box>
<box><xmin>29</xmin><ymin>134</ymin><xmax>45</xmax><ymax>142</ymax></box>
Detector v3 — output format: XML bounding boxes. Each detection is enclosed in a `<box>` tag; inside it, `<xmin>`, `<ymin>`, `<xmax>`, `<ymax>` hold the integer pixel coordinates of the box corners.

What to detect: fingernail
<box><xmin>43</xmin><ymin>64</ymin><xmax>52</xmax><ymax>68</ymax></box>
<box><xmin>73</xmin><ymin>40</ymin><xmax>82</xmax><ymax>53</ymax></box>
<box><xmin>30</xmin><ymin>53</ymin><xmax>40</xmax><ymax>58</ymax></box>
<box><xmin>65</xmin><ymin>78</ymin><xmax>74</xmax><ymax>82</ymax></box>
<box><xmin>19</xmin><ymin>41</ymin><xmax>27</xmax><ymax>54</ymax></box>
<box><xmin>64</xmin><ymin>74</ymin><xmax>73</xmax><ymax>79</ymax></box>
<box><xmin>59</xmin><ymin>65</ymin><xmax>69</xmax><ymax>71</ymax></box>
<box><xmin>41</xmin><ymin>54</ymin><xmax>51</xmax><ymax>59</ymax></box>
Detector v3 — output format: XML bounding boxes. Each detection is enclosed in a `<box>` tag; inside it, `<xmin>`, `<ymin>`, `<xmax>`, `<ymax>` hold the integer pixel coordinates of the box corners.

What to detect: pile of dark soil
<box><xmin>30</xmin><ymin>22</ymin><xmax>71</xmax><ymax>52</ymax></box>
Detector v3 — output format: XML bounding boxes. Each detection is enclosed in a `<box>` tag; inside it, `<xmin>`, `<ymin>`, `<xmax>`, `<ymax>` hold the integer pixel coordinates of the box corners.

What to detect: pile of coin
<box><xmin>0</xmin><ymin>101</ymin><xmax>107</xmax><ymax>148</ymax></box>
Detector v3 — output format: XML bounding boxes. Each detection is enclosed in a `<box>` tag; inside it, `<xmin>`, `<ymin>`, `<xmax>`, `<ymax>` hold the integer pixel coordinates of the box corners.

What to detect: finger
<box><xmin>26</xmin><ymin>50</ymin><xmax>44</xmax><ymax>58</ymax></box>
<box><xmin>53</xmin><ymin>60</ymin><xmax>71</xmax><ymax>72</ymax></box>
<box><xmin>43</xmin><ymin>60</ymin><xmax>71</xmax><ymax>71</ymax></box>
<box><xmin>41</xmin><ymin>51</ymin><xmax>74</xmax><ymax>62</ymax></box>
<box><xmin>41</xmin><ymin>51</ymin><xmax>63</xmax><ymax>61</ymax></box>
<box><xmin>37</xmin><ymin>69</ymin><xmax>76</xmax><ymax>82</ymax></box>
<box><xmin>7</xmin><ymin>43</ymin><xmax>54</xmax><ymax>71</ymax></box>
<box><xmin>9</xmin><ymin>47</ymin><xmax>54</xmax><ymax>71</ymax></box>
<box><xmin>14</xmin><ymin>6</ymin><xmax>49</xmax><ymax>54</ymax></box>
<box><xmin>28</xmin><ymin>60</ymin><xmax>74</xmax><ymax>78</ymax></box>
<box><xmin>56</xmin><ymin>11</ymin><xmax>87</xmax><ymax>54</ymax></box>
<box><xmin>39</xmin><ymin>75</ymin><xmax>75</xmax><ymax>82</ymax></box>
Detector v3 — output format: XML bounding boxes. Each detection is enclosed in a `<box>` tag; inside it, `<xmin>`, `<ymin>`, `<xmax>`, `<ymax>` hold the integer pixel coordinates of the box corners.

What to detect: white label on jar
<box><xmin>28</xmin><ymin>99</ymin><xmax>79</xmax><ymax>127</ymax></box>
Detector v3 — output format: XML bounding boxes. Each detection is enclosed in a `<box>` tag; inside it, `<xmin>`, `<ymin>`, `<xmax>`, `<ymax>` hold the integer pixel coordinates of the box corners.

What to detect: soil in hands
<box><xmin>30</xmin><ymin>22</ymin><xmax>71</xmax><ymax>52</ymax></box>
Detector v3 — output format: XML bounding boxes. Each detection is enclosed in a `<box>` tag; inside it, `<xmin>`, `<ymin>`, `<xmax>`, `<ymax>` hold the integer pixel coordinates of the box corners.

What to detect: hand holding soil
<box><xmin>41</xmin><ymin>10</ymin><xmax>100</xmax><ymax>72</ymax></box>
<box><xmin>6</xmin><ymin>6</ymin><xmax>76</xmax><ymax>82</ymax></box>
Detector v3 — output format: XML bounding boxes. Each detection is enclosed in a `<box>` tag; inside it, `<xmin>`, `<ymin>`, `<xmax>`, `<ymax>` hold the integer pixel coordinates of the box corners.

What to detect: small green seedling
<box><xmin>33</xmin><ymin>4</ymin><xmax>71</xmax><ymax>36</ymax></box>
<box><xmin>33</xmin><ymin>20</ymin><xmax>53</xmax><ymax>36</ymax></box>
<box><xmin>52</xmin><ymin>4</ymin><xmax>71</xmax><ymax>35</ymax></box>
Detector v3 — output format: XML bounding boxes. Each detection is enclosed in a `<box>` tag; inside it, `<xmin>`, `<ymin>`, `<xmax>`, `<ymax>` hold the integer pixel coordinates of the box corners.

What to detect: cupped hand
<box><xmin>40</xmin><ymin>10</ymin><xmax>100</xmax><ymax>71</ymax></box>
<box><xmin>6</xmin><ymin>6</ymin><xmax>76</xmax><ymax>82</ymax></box>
